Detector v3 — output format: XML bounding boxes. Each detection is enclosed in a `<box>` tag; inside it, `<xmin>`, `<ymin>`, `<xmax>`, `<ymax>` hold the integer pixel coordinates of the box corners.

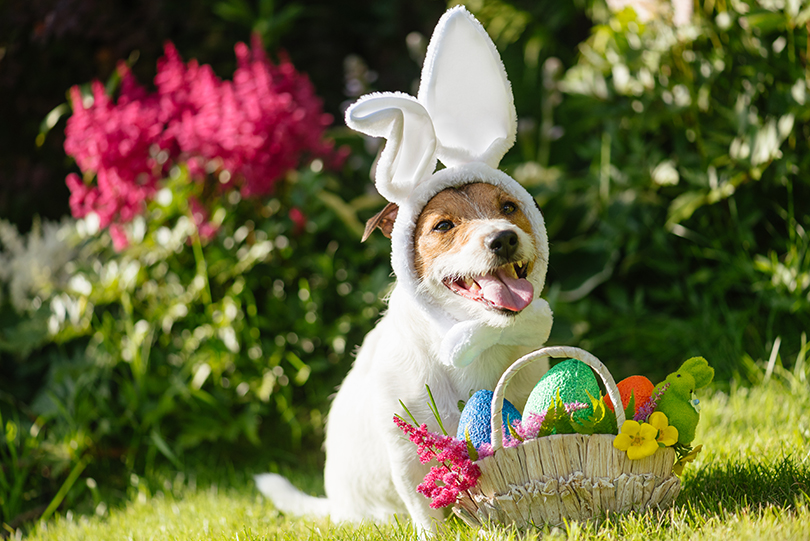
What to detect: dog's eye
<box><xmin>501</xmin><ymin>202</ymin><xmax>517</xmax><ymax>215</ymax></box>
<box><xmin>433</xmin><ymin>220</ymin><xmax>454</xmax><ymax>232</ymax></box>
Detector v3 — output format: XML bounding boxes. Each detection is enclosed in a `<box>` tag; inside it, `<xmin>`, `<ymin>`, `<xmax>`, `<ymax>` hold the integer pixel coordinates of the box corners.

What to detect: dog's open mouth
<box><xmin>443</xmin><ymin>261</ymin><xmax>534</xmax><ymax>313</ymax></box>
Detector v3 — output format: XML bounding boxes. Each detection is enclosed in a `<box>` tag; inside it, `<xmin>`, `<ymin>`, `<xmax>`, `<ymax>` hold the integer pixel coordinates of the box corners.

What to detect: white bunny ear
<box><xmin>345</xmin><ymin>92</ymin><xmax>438</xmax><ymax>203</ymax></box>
<box><xmin>418</xmin><ymin>6</ymin><xmax>517</xmax><ymax>169</ymax></box>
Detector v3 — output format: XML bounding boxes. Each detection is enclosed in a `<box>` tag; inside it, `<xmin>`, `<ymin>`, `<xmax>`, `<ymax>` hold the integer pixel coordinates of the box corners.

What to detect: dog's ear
<box><xmin>362</xmin><ymin>202</ymin><xmax>399</xmax><ymax>242</ymax></box>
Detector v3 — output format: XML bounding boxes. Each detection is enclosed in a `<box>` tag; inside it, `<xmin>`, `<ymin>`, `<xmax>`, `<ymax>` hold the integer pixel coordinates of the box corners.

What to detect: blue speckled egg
<box><xmin>524</xmin><ymin>359</ymin><xmax>599</xmax><ymax>422</ymax></box>
<box><xmin>456</xmin><ymin>390</ymin><xmax>522</xmax><ymax>448</ymax></box>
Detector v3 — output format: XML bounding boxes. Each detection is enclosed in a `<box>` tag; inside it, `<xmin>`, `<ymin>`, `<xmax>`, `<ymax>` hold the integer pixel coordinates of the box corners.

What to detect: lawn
<box><xmin>24</xmin><ymin>363</ymin><xmax>810</xmax><ymax>541</ymax></box>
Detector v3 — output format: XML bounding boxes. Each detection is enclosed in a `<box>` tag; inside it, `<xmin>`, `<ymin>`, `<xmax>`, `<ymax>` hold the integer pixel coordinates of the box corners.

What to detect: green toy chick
<box><xmin>653</xmin><ymin>357</ymin><xmax>714</xmax><ymax>446</ymax></box>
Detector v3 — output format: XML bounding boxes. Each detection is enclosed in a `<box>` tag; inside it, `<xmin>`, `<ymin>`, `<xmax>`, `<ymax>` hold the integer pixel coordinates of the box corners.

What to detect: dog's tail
<box><xmin>254</xmin><ymin>473</ymin><xmax>332</xmax><ymax>517</ymax></box>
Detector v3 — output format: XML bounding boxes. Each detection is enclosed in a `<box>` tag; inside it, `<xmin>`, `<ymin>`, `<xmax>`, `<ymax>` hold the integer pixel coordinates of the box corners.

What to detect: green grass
<box><xmin>24</xmin><ymin>372</ymin><xmax>810</xmax><ymax>541</ymax></box>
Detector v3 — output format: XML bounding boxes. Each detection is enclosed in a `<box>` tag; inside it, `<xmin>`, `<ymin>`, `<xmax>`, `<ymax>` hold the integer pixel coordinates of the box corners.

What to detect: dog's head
<box><xmin>348</xmin><ymin>8</ymin><xmax>553</xmax><ymax>365</ymax></box>
<box><xmin>365</xmin><ymin>181</ymin><xmax>545</xmax><ymax>327</ymax></box>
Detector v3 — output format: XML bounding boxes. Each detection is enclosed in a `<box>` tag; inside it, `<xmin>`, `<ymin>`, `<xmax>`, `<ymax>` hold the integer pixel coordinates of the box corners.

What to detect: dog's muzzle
<box><xmin>443</xmin><ymin>245</ymin><xmax>534</xmax><ymax>313</ymax></box>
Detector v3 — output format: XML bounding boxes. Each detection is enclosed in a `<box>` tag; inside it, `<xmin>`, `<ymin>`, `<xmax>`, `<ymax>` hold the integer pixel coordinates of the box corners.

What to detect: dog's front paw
<box><xmin>499</xmin><ymin>298</ymin><xmax>552</xmax><ymax>349</ymax></box>
<box><xmin>440</xmin><ymin>321</ymin><xmax>503</xmax><ymax>367</ymax></box>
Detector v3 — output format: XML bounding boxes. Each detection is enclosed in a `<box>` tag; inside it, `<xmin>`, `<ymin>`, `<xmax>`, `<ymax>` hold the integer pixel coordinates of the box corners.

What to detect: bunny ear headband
<box><xmin>346</xmin><ymin>6</ymin><xmax>552</xmax><ymax>367</ymax></box>
<box><xmin>347</xmin><ymin>5</ymin><xmax>516</xmax><ymax>202</ymax></box>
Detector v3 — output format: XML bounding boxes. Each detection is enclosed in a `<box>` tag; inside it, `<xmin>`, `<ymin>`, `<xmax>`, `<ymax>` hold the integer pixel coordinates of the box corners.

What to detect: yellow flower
<box><xmin>648</xmin><ymin>411</ymin><xmax>678</xmax><ymax>447</ymax></box>
<box><xmin>613</xmin><ymin>420</ymin><xmax>659</xmax><ymax>460</ymax></box>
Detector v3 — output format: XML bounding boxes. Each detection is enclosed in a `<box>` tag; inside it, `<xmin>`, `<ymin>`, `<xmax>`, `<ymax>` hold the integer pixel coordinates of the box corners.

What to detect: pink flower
<box><xmin>64</xmin><ymin>74</ymin><xmax>162</xmax><ymax>230</ymax></box>
<box><xmin>635</xmin><ymin>382</ymin><xmax>670</xmax><ymax>422</ymax></box>
<box><xmin>63</xmin><ymin>37</ymin><xmax>343</xmax><ymax>250</ymax></box>
<box><xmin>109</xmin><ymin>223</ymin><xmax>129</xmax><ymax>251</ymax></box>
<box><xmin>189</xmin><ymin>198</ymin><xmax>218</xmax><ymax>241</ymax></box>
<box><xmin>514</xmin><ymin>412</ymin><xmax>546</xmax><ymax>441</ymax></box>
<box><xmin>393</xmin><ymin>416</ymin><xmax>481</xmax><ymax>509</ymax></box>
<box><xmin>476</xmin><ymin>443</ymin><xmax>494</xmax><ymax>459</ymax></box>
<box><xmin>289</xmin><ymin>207</ymin><xmax>307</xmax><ymax>236</ymax></box>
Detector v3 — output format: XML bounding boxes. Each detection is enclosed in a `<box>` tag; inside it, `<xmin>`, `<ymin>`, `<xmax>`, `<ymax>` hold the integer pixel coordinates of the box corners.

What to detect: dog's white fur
<box><xmin>256</xmin><ymin>187</ymin><xmax>552</xmax><ymax>535</ymax></box>
<box><xmin>322</xmin><ymin>286</ymin><xmax>550</xmax><ymax>532</ymax></box>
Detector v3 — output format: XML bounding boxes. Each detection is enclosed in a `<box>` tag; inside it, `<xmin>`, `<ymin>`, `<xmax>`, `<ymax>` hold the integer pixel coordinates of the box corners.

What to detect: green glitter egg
<box><xmin>524</xmin><ymin>359</ymin><xmax>600</xmax><ymax>422</ymax></box>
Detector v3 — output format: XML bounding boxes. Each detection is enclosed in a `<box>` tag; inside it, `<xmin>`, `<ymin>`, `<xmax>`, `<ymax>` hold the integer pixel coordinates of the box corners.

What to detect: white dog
<box><xmin>256</xmin><ymin>7</ymin><xmax>553</xmax><ymax>535</ymax></box>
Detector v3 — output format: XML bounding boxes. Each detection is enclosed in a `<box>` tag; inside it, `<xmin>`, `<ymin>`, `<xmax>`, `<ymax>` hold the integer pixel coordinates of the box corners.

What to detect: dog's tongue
<box><xmin>474</xmin><ymin>268</ymin><xmax>534</xmax><ymax>312</ymax></box>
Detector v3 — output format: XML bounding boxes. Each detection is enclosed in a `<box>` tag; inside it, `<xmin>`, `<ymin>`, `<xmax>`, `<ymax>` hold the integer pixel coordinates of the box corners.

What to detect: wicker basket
<box><xmin>452</xmin><ymin>346</ymin><xmax>681</xmax><ymax>529</ymax></box>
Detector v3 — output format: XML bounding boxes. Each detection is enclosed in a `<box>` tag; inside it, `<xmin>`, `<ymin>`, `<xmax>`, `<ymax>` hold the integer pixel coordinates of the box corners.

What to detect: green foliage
<box><xmin>463</xmin><ymin>427</ymin><xmax>479</xmax><ymax>461</ymax></box>
<box><xmin>571</xmin><ymin>390</ymin><xmax>618</xmax><ymax>435</ymax></box>
<box><xmin>528</xmin><ymin>388</ymin><xmax>618</xmax><ymax>438</ymax></box>
<box><xmin>533</xmin><ymin>390</ymin><xmax>572</xmax><ymax>437</ymax></box>
<box><xmin>467</xmin><ymin>0</ymin><xmax>810</xmax><ymax>382</ymax></box>
<box><xmin>0</xmin><ymin>145</ymin><xmax>391</xmax><ymax>526</ymax></box>
<box><xmin>623</xmin><ymin>391</ymin><xmax>636</xmax><ymax>423</ymax></box>
<box><xmin>213</xmin><ymin>0</ymin><xmax>304</xmax><ymax>49</ymax></box>
<box><xmin>425</xmin><ymin>384</ymin><xmax>449</xmax><ymax>436</ymax></box>
<box><xmin>505</xmin><ymin>416</ymin><xmax>524</xmax><ymax>443</ymax></box>
<box><xmin>56</xmin><ymin>166</ymin><xmax>386</xmax><ymax>455</ymax></box>
<box><xmin>0</xmin><ymin>410</ymin><xmax>39</xmax><ymax>524</ymax></box>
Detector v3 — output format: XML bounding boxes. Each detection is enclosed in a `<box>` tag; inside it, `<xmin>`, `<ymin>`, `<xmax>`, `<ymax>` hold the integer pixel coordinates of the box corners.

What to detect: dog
<box><xmin>256</xmin><ymin>181</ymin><xmax>552</xmax><ymax>534</ymax></box>
<box><xmin>255</xmin><ymin>6</ymin><xmax>554</xmax><ymax>536</ymax></box>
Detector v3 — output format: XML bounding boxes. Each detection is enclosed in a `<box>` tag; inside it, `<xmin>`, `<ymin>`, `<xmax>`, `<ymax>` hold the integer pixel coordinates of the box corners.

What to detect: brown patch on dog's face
<box><xmin>413</xmin><ymin>182</ymin><xmax>534</xmax><ymax>280</ymax></box>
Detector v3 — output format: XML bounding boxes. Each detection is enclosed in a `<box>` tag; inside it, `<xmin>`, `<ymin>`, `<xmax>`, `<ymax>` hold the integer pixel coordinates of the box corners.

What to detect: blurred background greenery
<box><xmin>1</xmin><ymin>0</ymin><xmax>808</xmax><ymax>533</ymax></box>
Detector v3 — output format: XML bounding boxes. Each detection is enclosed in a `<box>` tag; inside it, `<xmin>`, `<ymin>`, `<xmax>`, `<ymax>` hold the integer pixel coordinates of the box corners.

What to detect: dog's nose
<box><xmin>489</xmin><ymin>230</ymin><xmax>518</xmax><ymax>259</ymax></box>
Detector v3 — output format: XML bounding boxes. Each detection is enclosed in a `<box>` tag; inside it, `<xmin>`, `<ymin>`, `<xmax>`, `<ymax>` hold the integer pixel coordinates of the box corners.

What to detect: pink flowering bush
<box><xmin>393</xmin><ymin>416</ymin><xmax>481</xmax><ymax>509</ymax></box>
<box><xmin>64</xmin><ymin>36</ymin><xmax>344</xmax><ymax>249</ymax></box>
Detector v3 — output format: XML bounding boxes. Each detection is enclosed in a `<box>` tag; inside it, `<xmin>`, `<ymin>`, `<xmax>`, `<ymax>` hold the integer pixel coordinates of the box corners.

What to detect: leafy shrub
<box><xmin>0</xmin><ymin>37</ymin><xmax>391</xmax><ymax>526</ymax></box>
<box><xmin>469</xmin><ymin>0</ymin><xmax>810</xmax><ymax>381</ymax></box>
<box><xmin>0</xmin><ymin>148</ymin><xmax>392</xmax><ymax>526</ymax></box>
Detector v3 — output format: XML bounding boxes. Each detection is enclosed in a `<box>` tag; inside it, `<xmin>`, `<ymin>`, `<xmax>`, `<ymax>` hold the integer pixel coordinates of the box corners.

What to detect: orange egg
<box><xmin>604</xmin><ymin>375</ymin><xmax>654</xmax><ymax>415</ymax></box>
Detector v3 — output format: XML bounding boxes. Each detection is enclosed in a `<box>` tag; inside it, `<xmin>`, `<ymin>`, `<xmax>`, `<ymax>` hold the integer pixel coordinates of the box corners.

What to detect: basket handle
<box><xmin>490</xmin><ymin>346</ymin><xmax>625</xmax><ymax>453</ymax></box>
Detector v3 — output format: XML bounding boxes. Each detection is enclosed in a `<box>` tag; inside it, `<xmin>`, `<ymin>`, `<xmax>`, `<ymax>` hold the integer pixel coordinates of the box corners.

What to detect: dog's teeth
<box><xmin>458</xmin><ymin>277</ymin><xmax>474</xmax><ymax>290</ymax></box>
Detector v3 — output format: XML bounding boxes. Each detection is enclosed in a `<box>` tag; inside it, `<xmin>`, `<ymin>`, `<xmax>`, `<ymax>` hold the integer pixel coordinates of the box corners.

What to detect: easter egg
<box><xmin>456</xmin><ymin>390</ymin><xmax>522</xmax><ymax>448</ymax></box>
<box><xmin>524</xmin><ymin>359</ymin><xmax>599</xmax><ymax>422</ymax></box>
<box><xmin>604</xmin><ymin>375</ymin><xmax>654</xmax><ymax>415</ymax></box>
